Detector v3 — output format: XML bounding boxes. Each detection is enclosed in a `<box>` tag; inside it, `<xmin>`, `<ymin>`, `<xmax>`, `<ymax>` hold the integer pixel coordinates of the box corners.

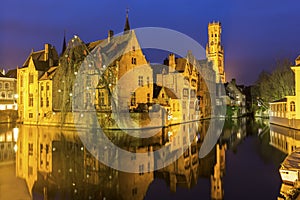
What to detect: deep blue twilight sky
<box><xmin>1</xmin><ymin>0</ymin><xmax>300</xmax><ymax>85</ymax></box>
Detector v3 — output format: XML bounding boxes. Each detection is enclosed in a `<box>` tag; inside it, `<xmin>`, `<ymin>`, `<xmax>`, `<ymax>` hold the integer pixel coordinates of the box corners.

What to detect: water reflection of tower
<box><xmin>211</xmin><ymin>143</ymin><xmax>226</xmax><ymax>200</ymax></box>
<box><xmin>156</xmin><ymin>123</ymin><xmax>199</xmax><ymax>193</ymax></box>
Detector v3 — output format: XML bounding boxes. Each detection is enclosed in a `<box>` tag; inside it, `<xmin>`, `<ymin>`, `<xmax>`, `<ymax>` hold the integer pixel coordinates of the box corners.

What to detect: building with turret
<box><xmin>206</xmin><ymin>22</ymin><xmax>225</xmax><ymax>83</ymax></box>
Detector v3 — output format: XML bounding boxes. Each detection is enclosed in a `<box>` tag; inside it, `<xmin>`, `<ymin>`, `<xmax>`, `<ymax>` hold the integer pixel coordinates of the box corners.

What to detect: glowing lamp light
<box><xmin>237</xmin><ymin>132</ymin><xmax>241</xmax><ymax>139</ymax></box>
<box><xmin>13</xmin><ymin>127</ymin><xmax>19</xmax><ymax>142</ymax></box>
<box><xmin>0</xmin><ymin>105</ymin><xmax>5</xmax><ymax>110</ymax></box>
<box><xmin>14</xmin><ymin>144</ymin><xmax>18</xmax><ymax>152</ymax></box>
<box><xmin>6</xmin><ymin>132</ymin><xmax>12</xmax><ymax>141</ymax></box>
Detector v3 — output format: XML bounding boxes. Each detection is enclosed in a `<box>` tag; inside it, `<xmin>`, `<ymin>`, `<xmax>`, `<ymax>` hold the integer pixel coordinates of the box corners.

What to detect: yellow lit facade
<box><xmin>17</xmin><ymin>44</ymin><xmax>59</xmax><ymax>124</ymax></box>
<box><xmin>206</xmin><ymin>22</ymin><xmax>225</xmax><ymax>83</ymax></box>
<box><xmin>270</xmin><ymin>56</ymin><xmax>300</xmax><ymax>129</ymax></box>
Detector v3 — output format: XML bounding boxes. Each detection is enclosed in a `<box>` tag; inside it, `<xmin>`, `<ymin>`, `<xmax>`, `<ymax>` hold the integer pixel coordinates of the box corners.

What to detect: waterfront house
<box><xmin>270</xmin><ymin>56</ymin><xmax>300</xmax><ymax>129</ymax></box>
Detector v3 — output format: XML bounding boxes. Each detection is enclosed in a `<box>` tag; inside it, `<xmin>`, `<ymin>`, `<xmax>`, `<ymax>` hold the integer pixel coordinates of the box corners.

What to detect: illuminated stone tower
<box><xmin>206</xmin><ymin>22</ymin><xmax>225</xmax><ymax>83</ymax></box>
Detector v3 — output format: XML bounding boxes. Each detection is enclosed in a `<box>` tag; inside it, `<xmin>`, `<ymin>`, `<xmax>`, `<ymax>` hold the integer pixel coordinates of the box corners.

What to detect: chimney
<box><xmin>108</xmin><ymin>30</ymin><xmax>114</xmax><ymax>42</ymax></box>
<box><xmin>169</xmin><ymin>53</ymin><xmax>176</xmax><ymax>72</ymax></box>
<box><xmin>44</xmin><ymin>43</ymin><xmax>50</xmax><ymax>61</ymax></box>
<box><xmin>231</xmin><ymin>78</ymin><xmax>236</xmax><ymax>85</ymax></box>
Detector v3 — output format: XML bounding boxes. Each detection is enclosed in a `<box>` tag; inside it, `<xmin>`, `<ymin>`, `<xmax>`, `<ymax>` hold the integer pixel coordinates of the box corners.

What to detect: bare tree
<box><xmin>254</xmin><ymin>58</ymin><xmax>295</xmax><ymax>103</ymax></box>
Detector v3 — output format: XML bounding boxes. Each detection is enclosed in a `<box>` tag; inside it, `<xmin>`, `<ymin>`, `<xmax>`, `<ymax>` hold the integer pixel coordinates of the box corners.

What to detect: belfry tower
<box><xmin>206</xmin><ymin>22</ymin><xmax>225</xmax><ymax>83</ymax></box>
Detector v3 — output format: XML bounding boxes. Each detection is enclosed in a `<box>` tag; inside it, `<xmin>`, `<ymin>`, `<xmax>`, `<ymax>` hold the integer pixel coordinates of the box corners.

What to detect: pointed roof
<box><xmin>61</xmin><ymin>31</ymin><xmax>67</xmax><ymax>56</ymax></box>
<box><xmin>39</xmin><ymin>66</ymin><xmax>57</xmax><ymax>80</ymax></box>
<box><xmin>153</xmin><ymin>85</ymin><xmax>178</xmax><ymax>99</ymax></box>
<box><xmin>124</xmin><ymin>9</ymin><xmax>130</xmax><ymax>33</ymax></box>
<box><xmin>5</xmin><ymin>69</ymin><xmax>17</xmax><ymax>78</ymax></box>
<box><xmin>22</xmin><ymin>44</ymin><xmax>59</xmax><ymax>71</ymax></box>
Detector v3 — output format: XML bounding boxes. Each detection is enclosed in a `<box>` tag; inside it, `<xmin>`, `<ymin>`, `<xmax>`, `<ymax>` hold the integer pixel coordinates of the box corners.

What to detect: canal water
<box><xmin>0</xmin><ymin>117</ymin><xmax>289</xmax><ymax>200</ymax></box>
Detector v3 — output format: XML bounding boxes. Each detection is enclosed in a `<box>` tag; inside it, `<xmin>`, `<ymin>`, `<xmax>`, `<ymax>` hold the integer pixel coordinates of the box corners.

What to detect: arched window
<box><xmin>4</xmin><ymin>83</ymin><xmax>9</xmax><ymax>90</ymax></box>
<box><xmin>1</xmin><ymin>92</ymin><xmax>5</xmax><ymax>98</ymax></box>
<box><xmin>290</xmin><ymin>101</ymin><xmax>296</xmax><ymax>112</ymax></box>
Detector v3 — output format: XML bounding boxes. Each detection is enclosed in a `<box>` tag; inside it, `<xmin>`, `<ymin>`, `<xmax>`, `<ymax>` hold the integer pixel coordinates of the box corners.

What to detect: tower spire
<box><xmin>124</xmin><ymin>8</ymin><xmax>130</xmax><ymax>33</ymax></box>
<box><xmin>61</xmin><ymin>30</ymin><xmax>67</xmax><ymax>56</ymax></box>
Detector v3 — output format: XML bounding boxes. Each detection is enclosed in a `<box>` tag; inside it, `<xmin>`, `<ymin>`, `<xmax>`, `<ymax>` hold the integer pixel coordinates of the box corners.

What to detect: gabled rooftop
<box><xmin>22</xmin><ymin>44</ymin><xmax>59</xmax><ymax>71</ymax></box>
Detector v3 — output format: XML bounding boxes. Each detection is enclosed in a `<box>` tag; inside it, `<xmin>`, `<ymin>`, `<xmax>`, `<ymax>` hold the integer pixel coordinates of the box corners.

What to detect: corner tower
<box><xmin>206</xmin><ymin>22</ymin><xmax>225</xmax><ymax>83</ymax></box>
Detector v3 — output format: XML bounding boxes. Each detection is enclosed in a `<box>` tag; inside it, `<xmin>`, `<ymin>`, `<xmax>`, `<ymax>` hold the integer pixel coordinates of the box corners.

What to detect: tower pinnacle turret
<box><xmin>206</xmin><ymin>22</ymin><xmax>225</xmax><ymax>83</ymax></box>
<box><xmin>124</xmin><ymin>8</ymin><xmax>130</xmax><ymax>33</ymax></box>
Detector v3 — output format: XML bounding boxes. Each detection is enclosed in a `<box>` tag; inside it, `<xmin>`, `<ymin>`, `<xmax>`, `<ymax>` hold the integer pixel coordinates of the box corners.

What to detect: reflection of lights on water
<box><xmin>258</xmin><ymin>128</ymin><xmax>262</xmax><ymax>135</ymax></box>
<box><xmin>168</xmin><ymin>131</ymin><xmax>172</xmax><ymax>139</ymax></box>
<box><xmin>6</xmin><ymin>132</ymin><xmax>12</xmax><ymax>142</ymax></box>
<box><xmin>14</xmin><ymin>144</ymin><xmax>18</xmax><ymax>152</ymax></box>
<box><xmin>237</xmin><ymin>132</ymin><xmax>241</xmax><ymax>139</ymax></box>
<box><xmin>13</xmin><ymin>127</ymin><xmax>19</xmax><ymax>142</ymax></box>
<box><xmin>0</xmin><ymin>134</ymin><xmax>4</xmax><ymax>142</ymax></box>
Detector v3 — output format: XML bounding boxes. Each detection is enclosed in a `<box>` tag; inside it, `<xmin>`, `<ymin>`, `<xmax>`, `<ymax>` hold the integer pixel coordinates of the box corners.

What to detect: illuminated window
<box><xmin>0</xmin><ymin>82</ymin><xmax>2</xmax><ymax>89</ymax></box>
<box><xmin>131</xmin><ymin>92</ymin><xmax>136</xmax><ymax>106</ymax></box>
<box><xmin>4</xmin><ymin>82</ymin><xmax>9</xmax><ymax>90</ymax></box>
<box><xmin>41</xmin><ymin>83</ymin><xmax>44</xmax><ymax>91</ymax></box>
<box><xmin>132</xmin><ymin>57</ymin><xmax>137</xmax><ymax>65</ymax></box>
<box><xmin>138</xmin><ymin>76</ymin><xmax>143</xmax><ymax>86</ymax></box>
<box><xmin>183</xmin><ymin>88</ymin><xmax>188</xmax><ymax>97</ymax></box>
<box><xmin>132</xmin><ymin>187</ymin><xmax>138</xmax><ymax>196</ymax></box>
<box><xmin>28</xmin><ymin>143</ymin><xmax>33</xmax><ymax>156</ymax></box>
<box><xmin>147</xmin><ymin>77</ymin><xmax>150</xmax><ymax>88</ymax></box>
<box><xmin>29</xmin><ymin>113</ymin><xmax>33</xmax><ymax>118</ymax></box>
<box><xmin>191</xmin><ymin>89</ymin><xmax>196</xmax><ymax>98</ymax></box>
<box><xmin>28</xmin><ymin>94</ymin><xmax>33</xmax><ymax>107</ymax></box>
<box><xmin>20</xmin><ymin>75</ymin><xmax>23</xmax><ymax>87</ymax></box>
<box><xmin>1</xmin><ymin>92</ymin><xmax>5</xmax><ymax>98</ymax></box>
<box><xmin>29</xmin><ymin>74</ymin><xmax>34</xmax><ymax>84</ymax></box>
<box><xmin>46</xmin><ymin>97</ymin><xmax>49</xmax><ymax>107</ymax></box>
<box><xmin>290</xmin><ymin>101</ymin><xmax>296</xmax><ymax>112</ymax></box>
<box><xmin>40</xmin><ymin>97</ymin><xmax>43</xmax><ymax>107</ymax></box>
<box><xmin>147</xmin><ymin>93</ymin><xmax>150</xmax><ymax>103</ymax></box>
<box><xmin>139</xmin><ymin>164</ymin><xmax>144</xmax><ymax>175</ymax></box>
<box><xmin>99</xmin><ymin>92</ymin><xmax>105</xmax><ymax>106</ymax></box>
<box><xmin>46</xmin><ymin>82</ymin><xmax>50</xmax><ymax>91</ymax></box>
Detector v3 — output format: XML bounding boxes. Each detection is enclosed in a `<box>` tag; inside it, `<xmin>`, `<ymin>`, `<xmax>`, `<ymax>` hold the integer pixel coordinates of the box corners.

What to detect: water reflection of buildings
<box><xmin>269</xmin><ymin>125</ymin><xmax>300</xmax><ymax>199</ymax></box>
<box><xmin>156</xmin><ymin>119</ymin><xmax>229</xmax><ymax>200</ymax></box>
<box><xmin>15</xmin><ymin>118</ymin><xmax>252</xmax><ymax>200</ymax></box>
<box><xmin>16</xmin><ymin>125</ymin><xmax>154</xmax><ymax>199</ymax></box>
<box><xmin>269</xmin><ymin>124</ymin><xmax>300</xmax><ymax>154</ymax></box>
<box><xmin>0</xmin><ymin>124</ymin><xmax>18</xmax><ymax>163</ymax></box>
